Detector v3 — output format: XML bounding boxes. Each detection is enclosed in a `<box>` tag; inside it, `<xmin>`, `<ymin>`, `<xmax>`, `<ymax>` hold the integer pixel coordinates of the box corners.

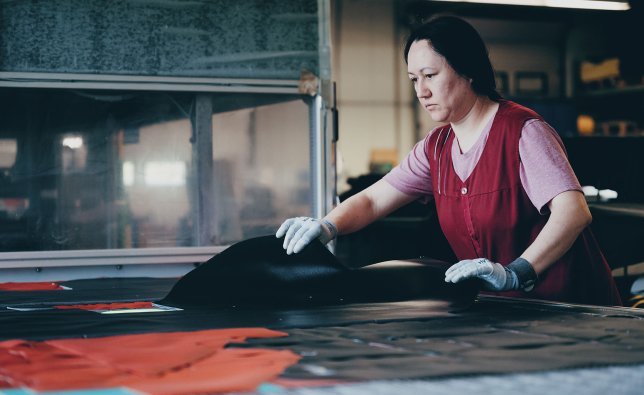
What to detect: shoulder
<box><xmin>497</xmin><ymin>100</ymin><xmax>544</xmax><ymax>133</ymax></box>
<box><xmin>500</xmin><ymin>100</ymin><xmax>542</xmax><ymax>121</ymax></box>
<box><xmin>521</xmin><ymin>119</ymin><xmax>565</xmax><ymax>150</ymax></box>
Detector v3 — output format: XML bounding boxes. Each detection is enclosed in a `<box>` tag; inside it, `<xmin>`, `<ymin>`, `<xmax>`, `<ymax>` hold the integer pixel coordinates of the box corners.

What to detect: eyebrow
<box><xmin>408</xmin><ymin>67</ymin><xmax>436</xmax><ymax>76</ymax></box>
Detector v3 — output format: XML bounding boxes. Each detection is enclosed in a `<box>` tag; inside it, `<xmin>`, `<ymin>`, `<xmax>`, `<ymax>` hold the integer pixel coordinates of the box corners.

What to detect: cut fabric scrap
<box><xmin>99</xmin><ymin>304</ymin><xmax>182</xmax><ymax>315</ymax></box>
<box><xmin>0</xmin><ymin>328</ymin><xmax>300</xmax><ymax>394</ymax></box>
<box><xmin>54</xmin><ymin>302</ymin><xmax>155</xmax><ymax>311</ymax></box>
<box><xmin>51</xmin><ymin>302</ymin><xmax>182</xmax><ymax>314</ymax></box>
<box><xmin>0</xmin><ymin>282</ymin><xmax>69</xmax><ymax>292</ymax></box>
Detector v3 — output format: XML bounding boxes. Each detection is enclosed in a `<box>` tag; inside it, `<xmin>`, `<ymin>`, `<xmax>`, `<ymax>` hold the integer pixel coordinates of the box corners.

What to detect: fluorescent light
<box><xmin>144</xmin><ymin>161</ymin><xmax>186</xmax><ymax>186</ymax></box>
<box><xmin>431</xmin><ymin>0</ymin><xmax>630</xmax><ymax>11</ymax></box>
<box><xmin>62</xmin><ymin>136</ymin><xmax>83</xmax><ymax>149</ymax></box>
<box><xmin>122</xmin><ymin>161</ymin><xmax>135</xmax><ymax>187</ymax></box>
<box><xmin>547</xmin><ymin>0</ymin><xmax>629</xmax><ymax>9</ymax></box>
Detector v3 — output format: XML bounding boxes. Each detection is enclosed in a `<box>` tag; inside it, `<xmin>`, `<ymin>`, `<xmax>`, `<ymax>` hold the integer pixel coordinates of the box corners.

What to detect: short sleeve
<box><xmin>519</xmin><ymin>119</ymin><xmax>583</xmax><ymax>214</ymax></box>
<box><xmin>382</xmin><ymin>133</ymin><xmax>433</xmax><ymax>201</ymax></box>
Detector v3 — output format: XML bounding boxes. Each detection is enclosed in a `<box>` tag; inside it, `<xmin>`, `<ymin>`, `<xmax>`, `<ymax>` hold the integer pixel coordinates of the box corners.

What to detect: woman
<box><xmin>276</xmin><ymin>16</ymin><xmax>621</xmax><ymax>306</ymax></box>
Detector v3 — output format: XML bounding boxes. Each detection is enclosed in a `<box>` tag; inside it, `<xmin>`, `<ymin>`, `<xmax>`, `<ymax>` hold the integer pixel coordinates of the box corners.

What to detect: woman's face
<box><xmin>407</xmin><ymin>40</ymin><xmax>476</xmax><ymax>124</ymax></box>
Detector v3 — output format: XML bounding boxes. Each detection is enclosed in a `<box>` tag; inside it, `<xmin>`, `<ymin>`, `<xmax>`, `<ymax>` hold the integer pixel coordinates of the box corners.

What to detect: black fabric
<box><xmin>160</xmin><ymin>235</ymin><xmax>478</xmax><ymax>308</ymax></box>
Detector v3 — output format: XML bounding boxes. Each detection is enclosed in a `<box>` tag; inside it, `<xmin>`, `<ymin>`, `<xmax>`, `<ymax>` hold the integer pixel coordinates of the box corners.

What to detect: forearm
<box><xmin>521</xmin><ymin>191</ymin><xmax>592</xmax><ymax>275</ymax></box>
<box><xmin>324</xmin><ymin>180</ymin><xmax>417</xmax><ymax>236</ymax></box>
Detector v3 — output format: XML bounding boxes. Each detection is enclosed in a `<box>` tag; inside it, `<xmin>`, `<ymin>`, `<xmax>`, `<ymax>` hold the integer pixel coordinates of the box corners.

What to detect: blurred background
<box><xmin>0</xmin><ymin>0</ymin><xmax>642</xmax><ymax>301</ymax></box>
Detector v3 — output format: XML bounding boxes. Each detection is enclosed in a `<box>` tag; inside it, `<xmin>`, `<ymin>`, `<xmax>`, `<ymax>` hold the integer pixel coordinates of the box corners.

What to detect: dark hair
<box><xmin>404</xmin><ymin>16</ymin><xmax>501</xmax><ymax>101</ymax></box>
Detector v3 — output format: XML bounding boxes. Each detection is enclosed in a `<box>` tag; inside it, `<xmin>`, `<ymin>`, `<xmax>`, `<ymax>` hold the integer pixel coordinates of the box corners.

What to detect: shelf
<box><xmin>577</xmin><ymin>84</ymin><xmax>644</xmax><ymax>99</ymax></box>
<box><xmin>573</xmin><ymin>85</ymin><xmax>644</xmax><ymax>125</ymax></box>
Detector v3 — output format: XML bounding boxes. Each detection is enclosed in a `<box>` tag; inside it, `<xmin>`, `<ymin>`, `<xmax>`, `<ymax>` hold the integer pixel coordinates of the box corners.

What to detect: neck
<box><xmin>450</xmin><ymin>96</ymin><xmax>497</xmax><ymax>138</ymax></box>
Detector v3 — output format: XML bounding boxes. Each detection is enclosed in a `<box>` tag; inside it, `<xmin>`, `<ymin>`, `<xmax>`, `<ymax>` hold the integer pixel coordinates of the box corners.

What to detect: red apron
<box><xmin>426</xmin><ymin>100</ymin><xmax>621</xmax><ymax>306</ymax></box>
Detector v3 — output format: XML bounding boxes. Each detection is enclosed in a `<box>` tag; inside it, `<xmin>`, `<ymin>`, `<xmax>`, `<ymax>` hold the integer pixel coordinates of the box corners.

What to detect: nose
<box><xmin>416</xmin><ymin>81</ymin><xmax>430</xmax><ymax>99</ymax></box>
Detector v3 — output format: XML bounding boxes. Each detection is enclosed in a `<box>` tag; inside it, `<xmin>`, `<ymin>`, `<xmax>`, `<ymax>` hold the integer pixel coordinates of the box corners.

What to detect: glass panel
<box><xmin>121</xmin><ymin>118</ymin><xmax>193</xmax><ymax>249</ymax></box>
<box><xmin>211</xmin><ymin>100</ymin><xmax>312</xmax><ymax>243</ymax></box>
<box><xmin>0</xmin><ymin>0</ymin><xmax>320</xmax><ymax>79</ymax></box>
<box><xmin>0</xmin><ymin>88</ymin><xmax>311</xmax><ymax>252</ymax></box>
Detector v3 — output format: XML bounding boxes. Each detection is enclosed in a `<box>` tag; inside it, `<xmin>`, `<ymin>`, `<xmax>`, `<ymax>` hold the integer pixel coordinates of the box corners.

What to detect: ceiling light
<box><xmin>431</xmin><ymin>0</ymin><xmax>630</xmax><ymax>11</ymax></box>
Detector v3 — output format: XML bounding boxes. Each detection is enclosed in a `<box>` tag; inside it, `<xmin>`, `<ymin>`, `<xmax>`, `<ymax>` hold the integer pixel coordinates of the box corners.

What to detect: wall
<box><xmin>475</xmin><ymin>18</ymin><xmax>566</xmax><ymax>98</ymax></box>
<box><xmin>332</xmin><ymin>0</ymin><xmax>419</xmax><ymax>192</ymax></box>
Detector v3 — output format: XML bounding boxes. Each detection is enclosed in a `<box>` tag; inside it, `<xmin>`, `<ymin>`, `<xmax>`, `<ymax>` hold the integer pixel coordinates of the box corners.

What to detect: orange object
<box><xmin>0</xmin><ymin>282</ymin><xmax>65</xmax><ymax>291</ymax></box>
<box><xmin>0</xmin><ymin>328</ymin><xmax>301</xmax><ymax>394</ymax></box>
<box><xmin>577</xmin><ymin>114</ymin><xmax>595</xmax><ymax>135</ymax></box>
<box><xmin>54</xmin><ymin>301</ymin><xmax>155</xmax><ymax>311</ymax></box>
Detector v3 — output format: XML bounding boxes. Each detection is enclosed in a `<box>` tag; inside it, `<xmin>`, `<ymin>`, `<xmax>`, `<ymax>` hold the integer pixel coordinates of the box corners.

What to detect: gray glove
<box><xmin>275</xmin><ymin>217</ymin><xmax>337</xmax><ymax>255</ymax></box>
<box><xmin>444</xmin><ymin>258</ymin><xmax>518</xmax><ymax>291</ymax></box>
<box><xmin>444</xmin><ymin>257</ymin><xmax>537</xmax><ymax>292</ymax></box>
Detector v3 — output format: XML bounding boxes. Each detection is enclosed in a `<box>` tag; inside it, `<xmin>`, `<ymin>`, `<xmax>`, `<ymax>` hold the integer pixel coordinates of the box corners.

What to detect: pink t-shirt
<box><xmin>383</xmin><ymin>116</ymin><xmax>582</xmax><ymax>214</ymax></box>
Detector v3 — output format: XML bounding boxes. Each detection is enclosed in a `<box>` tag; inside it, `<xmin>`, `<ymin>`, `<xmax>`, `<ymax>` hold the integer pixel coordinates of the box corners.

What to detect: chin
<box><xmin>427</xmin><ymin>111</ymin><xmax>447</xmax><ymax>123</ymax></box>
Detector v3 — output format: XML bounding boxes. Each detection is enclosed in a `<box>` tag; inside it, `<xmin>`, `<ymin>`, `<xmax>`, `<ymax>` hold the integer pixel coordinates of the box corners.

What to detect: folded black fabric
<box><xmin>161</xmin><ymin>235</ymin><xmax>478</xmax><ymax>308</ymax></box>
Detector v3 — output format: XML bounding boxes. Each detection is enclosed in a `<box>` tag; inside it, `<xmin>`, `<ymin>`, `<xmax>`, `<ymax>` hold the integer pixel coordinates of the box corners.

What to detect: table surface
<box><xmin>1</xmin><ymin>276</ymin><xmax>643</xmax><ymax>395</ymax></box>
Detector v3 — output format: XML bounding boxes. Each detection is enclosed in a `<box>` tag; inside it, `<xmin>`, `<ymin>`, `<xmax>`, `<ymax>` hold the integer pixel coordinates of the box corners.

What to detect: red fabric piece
<box><xmin>0</xmin><ymin>282</ymin><xmax>64</xmax><ymax>291</ymax></box>
<box><xmin>427</xmin><ymin>100</ymin><xmax>621</xmax><ymax>306</ymax></box>
<box><xmin>54</xmin><ymin>301</ymin><xmax>155</xmax><ymax>311</ymax></box>
<box><xmin>0</xmin><ymin>328</ymin><xmax>301</xmax><ymax>394</ymax></box>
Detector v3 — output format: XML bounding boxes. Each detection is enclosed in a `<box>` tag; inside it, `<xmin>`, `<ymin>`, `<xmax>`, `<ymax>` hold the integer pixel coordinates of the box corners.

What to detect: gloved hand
<box><xmin>275</xmin><ymin>217</ymin><xmax>337</xmax><ymax>255</ymax></box>
<box><xmin>444</xmin><ymin>258</ymin><xmax>519</xmax><ymax>291</ymax></box>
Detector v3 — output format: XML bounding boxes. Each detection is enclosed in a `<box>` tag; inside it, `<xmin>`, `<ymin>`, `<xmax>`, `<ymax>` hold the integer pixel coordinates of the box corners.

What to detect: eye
<box><xmin>424</xmin><ymin>73</ymin><xmax>435</xmax><ymax>80</ymax></box>
<box><xmin>409</xmin><ymin>77</ymin><xmax>418</xmax><ymax>85</ymax></box>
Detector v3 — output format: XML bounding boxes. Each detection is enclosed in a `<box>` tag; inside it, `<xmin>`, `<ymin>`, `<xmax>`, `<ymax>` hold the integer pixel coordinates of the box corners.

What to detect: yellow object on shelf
<box><xmin>581</xmin><ymin>58</ymin><xmax>620</xmax><ymax>83</ymax></box>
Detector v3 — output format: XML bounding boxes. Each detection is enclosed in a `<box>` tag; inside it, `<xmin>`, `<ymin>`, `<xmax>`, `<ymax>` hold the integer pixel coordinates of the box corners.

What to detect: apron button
<box><xmin>461</xmin><ymin>187</ymin><xmax>468</xmax><ymax>195</ymax></box>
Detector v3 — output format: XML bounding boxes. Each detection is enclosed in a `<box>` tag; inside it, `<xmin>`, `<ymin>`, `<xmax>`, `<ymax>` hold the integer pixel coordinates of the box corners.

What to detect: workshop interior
<box><xmin>0</xmin><ymin>1</ymin><xmax>643</xmax><ymax>394</ymax></box>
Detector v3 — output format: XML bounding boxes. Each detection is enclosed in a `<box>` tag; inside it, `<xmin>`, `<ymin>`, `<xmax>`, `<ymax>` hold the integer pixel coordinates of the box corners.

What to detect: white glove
<box><xmin>275</xmin><ymin>217</ymin><xmax>337</xmax><ymax>255</ymax></box>
<box><xmin>444</xmin><ymin>258</ymin><xmax>519</xmax><ymax>291</ymax></box>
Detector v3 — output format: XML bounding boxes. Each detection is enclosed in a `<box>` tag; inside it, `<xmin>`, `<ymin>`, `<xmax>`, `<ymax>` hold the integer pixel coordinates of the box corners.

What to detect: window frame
<box><xmin>0</xmin><ymin>73</ymin><xmax>332</xmax><ymax>271</ymax></box>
